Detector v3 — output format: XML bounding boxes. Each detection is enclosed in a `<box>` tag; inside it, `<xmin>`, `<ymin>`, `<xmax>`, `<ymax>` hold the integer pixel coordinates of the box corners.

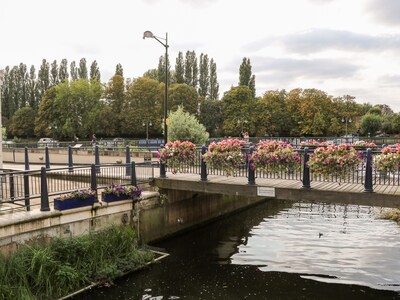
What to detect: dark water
<box><xmin>77</xmin><ymin>200</ymin><xmax>400</xmax><ymax>300</ymax></box>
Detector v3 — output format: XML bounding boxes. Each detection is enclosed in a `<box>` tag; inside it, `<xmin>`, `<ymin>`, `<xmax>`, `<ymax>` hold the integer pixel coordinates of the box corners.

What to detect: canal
<box><xmin>76</xmin><ymin>200</ymin><xmax>400</xmax><ymax>299</ymax></box>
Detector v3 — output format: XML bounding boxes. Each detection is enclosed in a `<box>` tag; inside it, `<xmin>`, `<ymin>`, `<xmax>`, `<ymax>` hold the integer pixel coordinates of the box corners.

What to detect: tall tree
<box><xmin>209</xmin><ymin>58</ymin><xmax>219</xmax><ymax>100</ymax></box>
<box><xmin>184</xmin><ymin>51</ymin><xmax>198</xmax><ymax>88</ymax></box>
<box><xmin>90</xmin><ymin>60</ymin><xmax>101</xmax><ymax>81</ymax></box>
<box><xmin>37</xmin><ymin>59</ymin><xmax>50</xmax><ymax>103</ymax></box>
<box><xmin>78</xmin><ymin>58</ymin><xmax>88</xmax><ymax>80</ymax></box>
<box><xmin>168</xmin><ymin>83</ymin><xmax>199</xmax><ymax>116</ymax></box>
<box><xmin>115</xmin><ymin>63</ymin><xmax>123</xmax><ymax>76</ymax></box>
<box><xmin>198</xmin><ymin>53</ymin><xmax>209</xmax><ymax>98</ymax></box>
<box><xmin>59</xmin><ymin>59</ymin><xmax>69</xmax><ymax>82</ymax></box>
<box><xmin>70</xmin><ymin>61</ymin><xmax>78</xmax><ymax>81</ymax></box>
<box><xmin>27</xmin><ymin>65</ymin><xmax>37</xmax><ymax>110</ymax></box>
<box><xmin>239</xmin><ymin>57</ymin><xmax>256</xmax><ymax>98</ymax></box>
<box><xmin>103</xmin><ymin>74</ymin><xmax>125</xmax><ymax>136</ymax></box>
<box><xmin>50</xmin><ymin>60</ymin><xmax>59</xmax><ymax>87</ymax></box>
<box><xmin>174</xmin><ymin>52</ymin><xmax>185</xmax><ymax>84</ymax></box>
<box><xmin>157</xmin><ymin>55</ymin><xmax>171</xmax><ymax>85</ymax></box>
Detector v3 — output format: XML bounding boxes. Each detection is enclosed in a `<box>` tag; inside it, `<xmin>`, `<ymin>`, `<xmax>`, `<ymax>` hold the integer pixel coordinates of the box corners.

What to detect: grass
<box><xmin>0</xmin><ymin>226</ymin><xmax>154</xmax><ymax>300</ymax></box>
<box><xmin>381</xmin><ymin>209</ymin><xmax>400</xmax><ymax>223</ymax></box>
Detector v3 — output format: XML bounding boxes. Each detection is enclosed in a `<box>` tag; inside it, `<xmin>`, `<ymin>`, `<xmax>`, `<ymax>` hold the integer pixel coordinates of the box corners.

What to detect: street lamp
<box><xmin>341</xmin><ymin>116</ymin><xmax>352</xmax><ymax>136</ymax></box>
<box><xmin>142</xmin><ymin>120</ymin><xmax>152</xmax><ymax>143</ymax></box>
<box><xmin>143</xmin><ymin>30</ymin><xmax>168</xmax><ymax>145</ymax></box>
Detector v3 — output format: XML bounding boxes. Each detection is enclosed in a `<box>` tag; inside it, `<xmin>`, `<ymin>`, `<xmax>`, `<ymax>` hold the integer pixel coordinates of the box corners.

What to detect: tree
<box><xmin>360</xmin><ymin>114</ymin><xmax>382</xmax><ymax>136</ymax></box>
<box><xmin>59</xmin><ymin>59</ymin><xmax>69</xmax><ymax>82</ymax></box>
<box><xmin>198</xmin><ymin>53</ymin><xmax>209</xmax><ymax>98</ymax></box>
<box><xmin>168</xmin><ymin>83</ymin><xmax>199</xmax><ymax>116</ymax></box>
<box><xmin>37</xmin><ymin>59</ymin><xmax>50</xmax><ymax>103</ymax></box>
<box><xmin>157</xmin><ymin>55</ymin><xmax>171</xmax><ymax>85</ymax></box>
<box><xmin>50</xmin><ymin>60</ymin><xmax>59</xmax><ymax>86</ymax></box>
<box><xmin>209</xmin><ymin>58</ymin><xmax>219</xmax><ymax>100</ymax></box>
<box><xmin>34</xmin><ymin>87</ymin><xmax>57</xmax><ymax>137</ymax></box>
<box><xmin>90</xmin><ymin>60</ymin><xmax>101</xmax><ymax>81</ymax></box>
<box><xmin>103</xmin><ymin>74</ymin><xmax>125</xmax><ymax>136</ymax></box>
<box><xmin>70</xmin><ymin>61</ymin><xmax>78</xmax><ymax>81</ymax></box>
<box><xmin>168</xmin><ymin>106</ymin><xmax>209</xmax><ymax>144</ymax></box>
<box><xmin>143</xmin><ymin>69</ymin><xmax>158</xmax><ymax>80</ymax></box>
<box><xmin>174</xmin><ymin>51</ymin><xmax>185</xmax><ymax>84</ymax></box>
<box><xmin>115</xmin><ymin>63</ymin><xmax>123</xmax><ymax>76</ymax></box>
<box><xmin>78</xmin><ymin>58</ymin><xmax>88</xmax><ymax>80</ymax></box>
<box><xmin>9</xmin><ymin>107</ymin><xmax>36</xmax><ymax>138</ymax></box>
<box><xmin>239</xmin><ymin>57</ymin><xmax>256</xmax><ymax>98</ymax></box>
<box><xmin>27</xmin><ymin>65</ymin><xmax>37</xmax><ymax>110</ymax></box>
<box><xmin>184</xmin><ymin>51</ymin><xmax>198</xmax><ymax>88</ymax></box>
<box><xmin>199</xmin><ymin>98</ymin><xmax>223</xmax><ymax>137</ymax></box>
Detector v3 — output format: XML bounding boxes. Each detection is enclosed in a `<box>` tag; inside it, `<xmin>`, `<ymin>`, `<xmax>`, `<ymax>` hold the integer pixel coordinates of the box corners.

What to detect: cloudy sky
<box><xmin>1</xmin><ymin>0</ymin><xmax>400</xmax><ymax>111</ymax></box>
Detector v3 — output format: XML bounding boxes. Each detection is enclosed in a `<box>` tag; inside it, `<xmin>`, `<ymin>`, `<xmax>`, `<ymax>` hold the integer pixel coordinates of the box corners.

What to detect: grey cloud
<box><xmin>245</xmin><ymin>29</ymin><xmax>400</xmax><ymax>54</ymax></box>
<box><xmin>366</xmin><ymin>0</ymin><xmax>400</xmax><ymax>26</ymax></box>
<box><xmin>378</xmin><ymin>75</ymin><xmax>400</xmax><ymax>88</ymax></box>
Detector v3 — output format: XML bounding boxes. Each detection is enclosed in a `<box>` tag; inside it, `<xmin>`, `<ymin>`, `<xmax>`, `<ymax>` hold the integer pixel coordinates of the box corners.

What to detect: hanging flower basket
<box><xmin>54</xmin><ymin>188</ymin><xmax>96</xmax><ymax>211</ymax></box>
<box><xmin>252</xmin><ymin>141</ymin><xmax>301</xmax><ymax>174</ymax></box>
<box><xmin>202</xmin><ymin>138</ymin><xmax>245</xmax><ymax>176</ymax></box>
<box><xmin>307</xmin><ymin>144</ymin><xmax>362</xmax><ymax>179</ymax></box>
<box><xmin>158</xmin><ymin>141</ymin><xmax>197</xmax><ymax>174</ymax></box>
<box><xmin>374</xmin><ymin>144</ymin><xmax>400</xmax><ymax>175</ymax></box>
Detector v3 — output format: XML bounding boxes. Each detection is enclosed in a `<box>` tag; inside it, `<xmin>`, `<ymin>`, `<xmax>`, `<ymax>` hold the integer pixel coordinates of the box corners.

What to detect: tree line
<box><xmin>1</xmin><ymin>55</ymin><xmax>399</xmax><ymax>141</ymax></box>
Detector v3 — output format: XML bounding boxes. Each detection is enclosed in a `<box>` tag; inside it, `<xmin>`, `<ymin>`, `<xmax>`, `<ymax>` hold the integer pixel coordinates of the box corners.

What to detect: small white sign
<box><xmin>257</xmin><ymin>186</ymin><xmax>276</xmax><ymax>197</ymax></box>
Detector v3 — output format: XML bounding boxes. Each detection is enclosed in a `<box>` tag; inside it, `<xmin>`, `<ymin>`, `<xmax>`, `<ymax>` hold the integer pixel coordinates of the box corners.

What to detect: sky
<box><xmin>1</xmin><ymin>0</ymin><xmax>400</xmax><ymax>111</ymax></box>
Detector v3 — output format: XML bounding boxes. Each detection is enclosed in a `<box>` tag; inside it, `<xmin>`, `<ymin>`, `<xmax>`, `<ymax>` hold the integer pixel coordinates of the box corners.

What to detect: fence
<box><xmin>161</xmin><ymin>145</ymin><xmax>399</xmax><ymax>192</ymax></box>
<box><xmin>0</xmin><ymin>162</ymin><xmax>157</xmax><ymax>213</ymax></box>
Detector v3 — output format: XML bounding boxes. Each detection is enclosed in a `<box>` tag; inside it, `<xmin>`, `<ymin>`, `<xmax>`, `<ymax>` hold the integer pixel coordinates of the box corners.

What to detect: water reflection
<box><xmin>76</xmin><ymin>200</ymin><xmax>400</xmax><ymax>300</ymax></box>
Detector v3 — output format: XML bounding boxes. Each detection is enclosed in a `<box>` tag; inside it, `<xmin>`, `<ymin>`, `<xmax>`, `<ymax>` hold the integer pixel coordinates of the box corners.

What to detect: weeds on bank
<box><xmin>381</xmin><ymin>209</ymin><xmax>400</xmax><ymax>223</ymax></box>
<box><xmin>0</xmin><ymin>226</ymin><xmax>154</xmax><ymax>300</ymax></box>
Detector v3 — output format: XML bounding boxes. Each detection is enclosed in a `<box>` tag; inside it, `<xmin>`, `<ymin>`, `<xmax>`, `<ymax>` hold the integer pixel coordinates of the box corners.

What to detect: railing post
<box><xmin>364</xmin><ymin>148</ymin><xmax>374</xmax><ymax>193</ymax></box>
<box><xmin>45</xmin><ymin>146</ymin><xmax>50</xmax><ymax>169</ymax></box>
<box><xmin>126</xmin><ymin>145</ymin><xmax>131</xmax><ymax>176</ymax></box>
<box><xmin>301</xmin><ymin>147</ymin><xmax>311</xmax><ymax>189</ymax></box>
<box><xmin>24</xmin><ymin>170</ymin><xmax>30</xmax><ymax>211</ymax></box>
<box><xmin>90</xmin><ymin>164</ymin><xmax>98</xmax><ymax>199</ymax></box>
<box><xmin>68</xmin><ymin>145</ymin><xmax>74</xmax><ymax>172</ymax></box>
<box><xmin>95</xmin><ymin>145</ymin><xmax>100</xmax><ymax>174</ymax></box>
<box><xmin>9</xmin><ymin>174</ymin><xmax>15</xmax><ymax>201</ymax></box>
<box><xmin>248</xmin><ymin>145</ymin><xmax>256</xmax><ymax>185</ymax></box>
<box><xmin>40</xmin><ymin>167</ymin><xmax>50</xmax><ymax>211</ymax></box>
<box><xmin>200</xmin><ymin>145</ymin><xmax>208</xmax><ymax>181</ymax></box>
<box><xmin>130</xmin><ymin>161</ymin><xmax>137</xmax><ymax>186</ymax></box>
<box><xmin>160</xmin><ymin>144</ymin><xmax>166</xmax><ymax>178</ymax></box>
<box><xmin>24</xmin><ymin>146</ymin><xmax>30</xmax><ymax>171</ymax></box>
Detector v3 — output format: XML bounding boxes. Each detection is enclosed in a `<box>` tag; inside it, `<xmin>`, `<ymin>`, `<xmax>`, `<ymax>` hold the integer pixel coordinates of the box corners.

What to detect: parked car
<box><xmin>38</xmin><ymin>138</ymin><xmax>59</xmax><ymax>148</ymax></box>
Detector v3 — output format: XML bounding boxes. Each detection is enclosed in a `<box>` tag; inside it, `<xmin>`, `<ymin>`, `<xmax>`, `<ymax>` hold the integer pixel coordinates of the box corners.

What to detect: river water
<box><xmin>77</xmin><ymin>200</ymin><xmax>400</xmax><ymax>300</ymax></box>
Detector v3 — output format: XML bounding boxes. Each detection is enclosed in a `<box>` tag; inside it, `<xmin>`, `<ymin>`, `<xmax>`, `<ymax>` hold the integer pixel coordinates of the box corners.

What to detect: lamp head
<box><xmin>143</xmin><ymin>31</ymin><xmax>154</xmax><ymax>39</ymax></box>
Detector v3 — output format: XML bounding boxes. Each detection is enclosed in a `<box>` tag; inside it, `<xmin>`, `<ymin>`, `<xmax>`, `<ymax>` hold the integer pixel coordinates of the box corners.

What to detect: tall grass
<box><xmin>0</xmin><ymin>226</ymin><xmax>154</xmax><ymax>300</ymax></box>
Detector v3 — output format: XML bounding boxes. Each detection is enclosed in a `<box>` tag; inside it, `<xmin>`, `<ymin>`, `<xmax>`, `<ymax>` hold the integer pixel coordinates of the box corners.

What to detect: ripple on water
<box><xmin>230</xmin><ymin>202</ymin><xmax>400</xmax><ymax>291</ymax></box>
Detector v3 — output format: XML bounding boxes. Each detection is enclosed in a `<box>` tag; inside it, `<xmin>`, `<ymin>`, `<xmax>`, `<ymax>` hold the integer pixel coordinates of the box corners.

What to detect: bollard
<box><xmin>364</xmin><ymin>148</ymin><xmax>373</xmax><ymax>193</ymax></box>
<box><xmin>40</xmin><ymin>167</ymin><xmax>50</xmax><ymax>211</ymax></box>
<box><xmin>24</xmin><ymin>171</ymin><xmax>30</xmax><ymax>211</ymax></box>
<box><xmin>200</xmin><ymin>145</ymin><xmax>208</xmax><ymax>181</ymax></box>
<box><xmin>248</xmin><ymin>145</ymin><xmax>256</xmax><ymax>185</ymax></box>
<box><xmin>160</xmin><ymin>144</ymin><xmax>166</xmax><ymax>178</ymax></box>
<box><xmin>130</xmin><ymin>161</ymin><xmax>137</xmax><ymax>186</ymax></box>
<box><xmin>95</xmin><ymin>145</ymin><xmax>100</xmax><ymax>174</ymax></box>
<box><xmin>126</xmin><ymin>145</ymin><xmax>131</xmax><ymax>176</ymax></box>
<box><xmin>9</xmin><ymin>174</ymin><xmax>15</xmax><ymax>201</ymax></box>
<box><xmin>24</xmin><ymin>146</ymin><xmax>30</xmax><ymax>171</ymax></box>
<box><xmin>68</xmin><ymin>145</ymin><xmax>73</xmax><ymax>172</ymax></box>
<box><xmin>45</xmin><ymin>146</ymin><xmax>50</xmax><ymax>169</ymax></box>
<box><xmin>301</xmin><ymin>147</ymin><xmax>311</xmax><ymax>189</ymax></box>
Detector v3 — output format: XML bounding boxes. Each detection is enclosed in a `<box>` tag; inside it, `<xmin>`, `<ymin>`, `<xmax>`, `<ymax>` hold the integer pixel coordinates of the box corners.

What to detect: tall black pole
<box><xmin>164</xmin><ymin>32</ymin><xmax>168</xmax><ymax>145</ymax></box>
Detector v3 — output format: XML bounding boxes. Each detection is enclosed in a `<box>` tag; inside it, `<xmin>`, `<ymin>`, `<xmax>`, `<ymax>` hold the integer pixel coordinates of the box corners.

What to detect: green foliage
<box><xmin>168</xmin><ymin>106</ymin><xmax>209</xmax><ymax>144</ymax></box>
<box><xmin>199</xmin><ymin>98</ymin><xmax>223</xmax><ymax>137</ymax></box>
<box><xmin>184</xmin><ymin>51</ymin><xmax>198</xmax><ymax>88</ymax></box>
<box><xmin>209</xmin><ymin>58</ymin><xmax>219</xmax><ymax>100</ymax></box>
<box><xmin>168</xmin><ymin>83</ymin><xmax>199</xmax><ymax>116</ymax></box>
<box><xmin>9</xmin><ymin>107</ymin><xmax>36</xmax><ymax>138</ymax></box>
<box><xmin>174</xmin><ymin>52</ymin><xmax>185</xmax><ymax>84</ymax></box>
<box><xmin>78</xmin><ymin>58</ymin><xmax>88</xmax><ymax>80</ymax></box>
<box><xmin>239</xmin><ymin>57</ymin><xmax>256</xmax><ymax>98</ymax></box>
<box><xmin>198</xmin><ymin>53</ymin><xmax>209</xmax><ymax>97</ymax></box>
<box><xmin>0</xmin><ymin>226</ymin><xmax>154</xmax><ymax>300</ymax></box>
<box><xmin>90</xmin><ymin>60</ymin><xmax>101</xmax><ymax>82</ymax></box>
<box><xmin>360</xmin><ymin>113</ymin><xmax>382</xmax><ymax>136</ymax></box>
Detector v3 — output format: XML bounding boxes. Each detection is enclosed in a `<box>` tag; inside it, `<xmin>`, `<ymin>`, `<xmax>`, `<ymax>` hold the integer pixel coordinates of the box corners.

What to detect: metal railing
<box><xmin>0</xmin><ymin>162</ymin><xmax>157</xmax><ymax>213</ymax></box>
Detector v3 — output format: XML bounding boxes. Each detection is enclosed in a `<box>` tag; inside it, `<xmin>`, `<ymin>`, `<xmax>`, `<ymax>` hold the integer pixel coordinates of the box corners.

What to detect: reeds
<box><xmin>0</xmin><ymin>226</ymin><xmax>154</xmax><ymax>300</ymax></box>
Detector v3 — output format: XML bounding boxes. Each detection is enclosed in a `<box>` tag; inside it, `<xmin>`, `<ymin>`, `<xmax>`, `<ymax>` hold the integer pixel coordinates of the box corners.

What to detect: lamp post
<box><xmin>142</xmin><ymin>120</ymin><xmax>152</xmax><ymax>143</ymax></box>
<box><xmin>143</xmin><ymin>31</ymin><xmax>168</xmax><ymax>145</ymax></box>
<box><xmin>0</xmin><ymin>70</ymin><xmax>4</xmax><ymax>169</ymax></box>
<box><xmin>341</xmin><ymin>116</ymin><xmax>352</xmax><ymax>136</ymax></box>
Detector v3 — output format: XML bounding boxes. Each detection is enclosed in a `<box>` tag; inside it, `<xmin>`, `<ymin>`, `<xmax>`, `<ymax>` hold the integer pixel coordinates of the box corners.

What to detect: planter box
<box><xmin>102</xmin><ymin>192</ymin><xmax>130</xmax><ymax>203</ymax></box>
<box><xmin>54</xmin><ymin>195</ymin><xmax>96</xmax><ymax>211</ymax></box>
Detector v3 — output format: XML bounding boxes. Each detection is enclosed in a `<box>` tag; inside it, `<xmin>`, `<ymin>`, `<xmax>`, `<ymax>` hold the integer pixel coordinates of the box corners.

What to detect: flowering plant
<box><xmin>350</xmin><ymin>141</ymin><xmax>378</xmax><ymax>149</ymax></box>
<box><xmin>300</xmin><ymin>140</ymin><xmax>329</xmax><ymax>148</ymax></box>
<box><xmin>158</xmin><ymin>140</ymin><xmax>197</xmax><ymax>174</ymax></box>
<box><xmin>104</xmin><ymin>183</ymin><xmax>142</xmax><ymax>199</ymax></box>
<box><xmin>307</xmin><ymin>144</ymin><xmax>362</xmax><ymax>179</ymax></box>
<box><xmin>58</xmin><ymin>188</ymin><xmax>96</xmax><ymax>201</ymax></box>
<box><xmin>252</xmin><ymin>141</ymin><xmax>301</xmax><ymax>174</ymax></box>
<box><xmin>374</xmin><ymin>145</ymin><xmax>400</xmax><ymax>174</ymax></box>
<box><xmin>202</xmin><ymin>138</ymin><xmax>245</xmax><ymax>176</ymax></box>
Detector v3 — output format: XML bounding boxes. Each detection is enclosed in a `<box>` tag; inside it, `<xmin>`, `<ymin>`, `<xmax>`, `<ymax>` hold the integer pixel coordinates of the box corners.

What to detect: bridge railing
<box><xmin>0</xmin><ymin>162</ymin><xmax>157</xmax><ymax>213</ymax></box>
